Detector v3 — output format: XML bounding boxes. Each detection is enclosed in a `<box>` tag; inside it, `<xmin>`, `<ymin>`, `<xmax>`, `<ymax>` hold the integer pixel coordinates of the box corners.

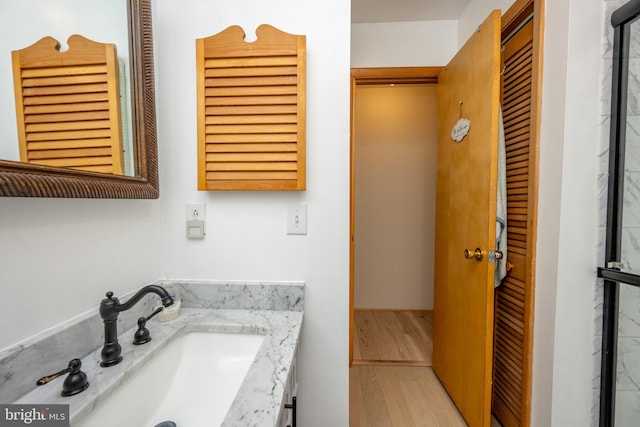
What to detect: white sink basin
<box><xmin>74</xmin><ymin>331</ymin><xmax>264</xmax><ymax>427</ymax></box>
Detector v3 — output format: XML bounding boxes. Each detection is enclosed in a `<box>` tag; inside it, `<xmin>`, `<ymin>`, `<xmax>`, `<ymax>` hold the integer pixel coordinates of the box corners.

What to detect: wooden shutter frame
<box><xmin>196</xmin><ymin>24</ymin><xmax>306</xmax><ymax>191</ymax></box>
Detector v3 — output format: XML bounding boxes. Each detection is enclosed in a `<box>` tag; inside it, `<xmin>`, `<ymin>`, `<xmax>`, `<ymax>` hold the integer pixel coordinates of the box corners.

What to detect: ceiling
<box><xmin>351</xmin><ymin>0</ymin><xmax>471</xmax><ymax>23</ymax></box>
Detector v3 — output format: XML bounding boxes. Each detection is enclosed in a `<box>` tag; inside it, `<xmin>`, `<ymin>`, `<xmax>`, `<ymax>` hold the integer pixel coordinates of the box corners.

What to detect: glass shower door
<box><xmin>600</xmin><ymin>2</ymin><xmax>640</xmax><ymax>426</ymax></box>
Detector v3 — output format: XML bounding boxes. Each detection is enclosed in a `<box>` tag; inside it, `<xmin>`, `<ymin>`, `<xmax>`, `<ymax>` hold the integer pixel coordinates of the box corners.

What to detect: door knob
<box><xmin>464</xmin><ymin>248</ymin><xmax>484</xmax><ymax>261</ymax></box>
<box><xmin>464</xmin><ymin>248</ymin><xmax>504</xmax><ymax>263</ymax></box>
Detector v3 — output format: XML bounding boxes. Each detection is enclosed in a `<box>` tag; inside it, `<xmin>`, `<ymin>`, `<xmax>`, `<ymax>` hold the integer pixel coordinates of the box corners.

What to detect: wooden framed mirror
<box><xmin>0</xmin><ymin>0</ymin><xmax>158</xmax><ymax>198</ymax></box>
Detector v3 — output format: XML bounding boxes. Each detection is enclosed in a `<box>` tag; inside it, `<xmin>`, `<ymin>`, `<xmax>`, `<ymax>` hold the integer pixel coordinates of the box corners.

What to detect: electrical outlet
<box><xmin>186</xmin><ymin>203</ymin><xmax>206</xmax><ymax>239</ymax></box>
<box><xmin>186</xmin><ymin>203</ymin><xmax>205</xmax><ymax>221</ymax></box>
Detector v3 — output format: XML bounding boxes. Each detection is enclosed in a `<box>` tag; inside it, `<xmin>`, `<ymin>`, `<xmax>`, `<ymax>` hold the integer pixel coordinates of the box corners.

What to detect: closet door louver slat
<box><xmin>196</xmin><ymin>25</ymin><xmax>306</xmax><ymax>191</ymax></box>
<box><xmin>493</xmin><ymin>16</ymin><xmax>535</xmax><ymax>427</ymax></box>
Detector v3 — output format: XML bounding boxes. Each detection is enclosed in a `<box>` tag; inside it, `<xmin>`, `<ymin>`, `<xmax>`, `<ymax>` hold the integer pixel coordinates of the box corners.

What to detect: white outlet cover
<box><xmin>287</xmin><ymin>204</ymin><xmax>307</xmax><ymax>235</ymax></box>
<box><xmin>186</xmin><ymin>203</ymin><xmax>205</xmax><ymax>221</ymax></box>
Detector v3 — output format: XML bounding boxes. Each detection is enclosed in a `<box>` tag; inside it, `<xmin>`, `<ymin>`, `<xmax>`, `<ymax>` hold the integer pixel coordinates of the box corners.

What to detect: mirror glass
<box><xmin>0</xmin><ymin>0</ymin><xmax>134</xmax><ymax>176</ymax></box>
<box><xmin>0</xmin><ymin>0</ymin><xmax>159</xmax><ymax>198</ymax></box>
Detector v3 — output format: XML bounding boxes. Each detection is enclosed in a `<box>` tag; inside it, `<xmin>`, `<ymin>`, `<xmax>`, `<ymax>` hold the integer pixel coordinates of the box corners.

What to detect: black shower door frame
<box><xmin>599</xmin><ymin>1</ymin><xmax>640</xmax><ymax>426</ymax></box>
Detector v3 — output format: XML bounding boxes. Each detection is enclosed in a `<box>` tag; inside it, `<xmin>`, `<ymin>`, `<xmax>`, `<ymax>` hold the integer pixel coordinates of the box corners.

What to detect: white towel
<box><xmin>495</xmin><ymin>109</ymin><xmax>507</xmax><ymax>287</ymax></box>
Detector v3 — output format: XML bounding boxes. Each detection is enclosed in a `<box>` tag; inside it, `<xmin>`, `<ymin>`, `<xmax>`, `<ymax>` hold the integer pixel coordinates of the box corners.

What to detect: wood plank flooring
<box><xmin>350</xmin><ymin>310</ymin><xmax>503</xmax><ymax>426</ymax></box>
<box><xmin>350</xmin><ymin>365</ymin><xmax>467</xmax><ymax>426</ymax></box>
<box><xmin>351</xmin><ymin>310</ymin><xmax>463</xmax><ymax>426</ymax></box>
<box><xmin>353</xmin><ymin>310</ymin><xmax>433</xmax><ymax>366</ymax></box>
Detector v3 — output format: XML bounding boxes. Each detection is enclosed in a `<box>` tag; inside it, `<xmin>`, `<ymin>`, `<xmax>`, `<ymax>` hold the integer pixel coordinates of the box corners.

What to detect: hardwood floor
<box><xmin>350</xmin><ymin>310</ymin><xmax>503</xmax><ymax>426</ymax></box>
<box><xmin>350</xmin><ymin>310</ymin><xmax>461</xmax><ymax>426</ymax></box>
<box><xmin>350</xmin><ymin>365</ymin><xmax>467</xmax><ymax>426</ymax></box>
<box><xmin>353</xmin><ymin>309</ymin><xmax>433</xmax><ymax>366</ymax></box>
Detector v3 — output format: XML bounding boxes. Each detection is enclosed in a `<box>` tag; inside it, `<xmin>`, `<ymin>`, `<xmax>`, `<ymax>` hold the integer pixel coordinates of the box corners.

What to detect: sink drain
<box><xmin>154</xmin><ymin>422</ymin><xmax>176</xmax><ymax>427</ymax></box>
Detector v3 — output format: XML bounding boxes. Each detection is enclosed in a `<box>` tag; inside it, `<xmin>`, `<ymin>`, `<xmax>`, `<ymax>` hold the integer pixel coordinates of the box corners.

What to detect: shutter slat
<box><xmin>206</xmin><ymin>143</ymin><xmax>297</xmax><ymax>153</ymax></box>
<box><xmin>206</xmin><ymin>152</ymin><xmax>298</xmax><ymax>162</ymax></box>
<box><xmin>206</xmin><ymin>65</ymin><xmax>297</xmax><ymax>78</ymax></box>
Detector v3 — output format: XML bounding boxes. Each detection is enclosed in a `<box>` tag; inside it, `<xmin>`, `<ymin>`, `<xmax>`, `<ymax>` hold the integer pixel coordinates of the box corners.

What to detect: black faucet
<box><xmin>99</xmin><ymin>285</ymin><xmax>174</xmax><ymax>367</ymax></box>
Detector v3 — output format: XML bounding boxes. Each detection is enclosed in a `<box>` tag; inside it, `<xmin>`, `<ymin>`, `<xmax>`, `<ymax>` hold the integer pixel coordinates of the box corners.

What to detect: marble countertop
<box><xmin>15</xmin><ymin>308</ymin><xmax>303</xmax><ymax>427</ymax></box>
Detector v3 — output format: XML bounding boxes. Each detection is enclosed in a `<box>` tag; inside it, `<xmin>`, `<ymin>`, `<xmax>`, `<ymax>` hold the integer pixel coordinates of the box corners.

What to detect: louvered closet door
<box><xmin>493</xmin><ymin>18</ymin><xmax>534</xmax><ymax>427</ymax></box>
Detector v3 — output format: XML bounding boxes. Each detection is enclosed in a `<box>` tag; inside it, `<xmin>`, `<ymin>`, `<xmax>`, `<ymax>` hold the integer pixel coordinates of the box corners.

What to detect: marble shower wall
<box><xmin>596</xmin><ymin>1</ymin><xmax>640</xmax><ymax>425</ymax></box>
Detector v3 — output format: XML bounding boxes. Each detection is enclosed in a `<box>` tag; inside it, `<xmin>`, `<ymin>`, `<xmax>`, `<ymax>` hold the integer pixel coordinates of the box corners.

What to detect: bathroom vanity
<box><xmin>0</xmin><ymin>282</ymin><xmax>303</xmax><ymax>427</ymax></box>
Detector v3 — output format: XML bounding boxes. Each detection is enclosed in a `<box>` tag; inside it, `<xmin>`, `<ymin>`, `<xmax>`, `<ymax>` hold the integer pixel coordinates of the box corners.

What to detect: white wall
<box><xmin>530</xmin><ymin>0</ymin><xmax>568</xmax><ymax>420</ymax></box>
<box><xmin>350</xmin><ymin>14</ymin><xmax>458</xmax><ymax>312</ymax></box>
<box><xmin>152</xmin><ymin>1</ymin><xmax>351</xmax><ymax>426</ymax></box>
<box><xmin>351</xmin><ymin>20</ymin><xmax>458</xmax><ymax>68</ymax></box>
<box><xmin>354</xmin><ymin>85</ymin><xmax>438</xmax><ymax>310</ymax></box>
<box><xmin>0</xmin><ymin>198</ymin><xmax>162</xmax><ymax>350</ymax></box>
<box><xmin>547</xmin><ymin>0</ymin><xmax>602</xmax><ymax>424</ymax></box>
<box><xmin>457</xmin><ymin>0</ymin><xmax>517</xmax><ymax>45</ymax></box>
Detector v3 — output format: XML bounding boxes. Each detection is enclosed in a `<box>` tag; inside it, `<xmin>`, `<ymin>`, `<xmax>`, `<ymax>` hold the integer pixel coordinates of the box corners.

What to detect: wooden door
<box><xmin>433</xmin><ymin>10</ymin><xmax>501</xmax><ymax>427</ymax></box>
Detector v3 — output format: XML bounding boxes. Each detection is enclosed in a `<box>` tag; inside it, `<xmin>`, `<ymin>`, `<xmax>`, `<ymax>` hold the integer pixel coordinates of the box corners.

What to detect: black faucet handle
<box><xmin>133</xmin><ymin>317</ymin><xmax>151</xmax><ymax>345</ymax></box>
<box><xmin>36</xmin><ymin>368</ymin><xmax>68</xmax><ymax>386</ymax></box>
<box><xmin>62</xmin><ymin>359</ymin><xmax>89</xmax><ymax>396</ymax></box>
<box><xmin>36</xmin><ymin>359</ymin><xmax>89</xmax><ymax>397</ymax></box>
<box><xmin>146</xmin><ymin>306</ymin><xmax>163</xmax><ymax>321</ymax></box>
<box><xmin>133</xmin><ymin>306</ymin><xmax>163</xmax><ymax>345</ymax></box>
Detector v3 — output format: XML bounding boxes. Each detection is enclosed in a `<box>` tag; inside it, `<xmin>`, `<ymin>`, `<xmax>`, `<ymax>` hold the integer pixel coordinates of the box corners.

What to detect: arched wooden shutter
<box><xmin>196</xmin><ymin>24</ymin><xmax>306</xmax><ymax>191</ymax></box>
<box><xmin>12</xmin><ymin>35</ymin><xmax>123</xmax><ymax>174</ymax></box>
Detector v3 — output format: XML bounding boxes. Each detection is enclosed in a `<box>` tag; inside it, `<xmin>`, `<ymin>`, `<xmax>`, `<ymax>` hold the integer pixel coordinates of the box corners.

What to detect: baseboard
<box><xmin>354</xmin><ymin>308</ymin><xmax>433</xmax><ymax>312</ymax></box>
<box><xmin>352</xmin><ymin>359</ymin><xmax>432</xmax><ymax>367</ymax></box>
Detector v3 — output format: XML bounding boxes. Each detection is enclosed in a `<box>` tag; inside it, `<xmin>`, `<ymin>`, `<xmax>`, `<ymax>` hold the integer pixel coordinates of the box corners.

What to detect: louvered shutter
<box><xmin>12</xmin><ymin>35</ymin><xmax>123</xmax><ymax>174</ymax></box>
<box><xmin>196</xmin><ymin>25</ymin><xmax>306</xmax><ymax>191</ymax></box>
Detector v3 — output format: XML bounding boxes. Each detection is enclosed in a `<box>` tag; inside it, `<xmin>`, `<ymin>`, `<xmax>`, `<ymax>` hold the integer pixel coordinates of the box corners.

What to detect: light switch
<box><xmin>186</xmin><ymin>220</ymin><xmax>205</xmax><ymax>239</ymax></box>
<box><xmin>287</xmin><ymin>204</ymin><xmax>307</xmax><ymax>235</ymax></box>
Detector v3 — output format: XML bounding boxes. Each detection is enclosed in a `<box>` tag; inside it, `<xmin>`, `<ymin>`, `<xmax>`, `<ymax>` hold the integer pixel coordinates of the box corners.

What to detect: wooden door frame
<box><xmin>349</xmin><ymin>67</ymin><xmax>442</xmax><ymax>366</ymax></box>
